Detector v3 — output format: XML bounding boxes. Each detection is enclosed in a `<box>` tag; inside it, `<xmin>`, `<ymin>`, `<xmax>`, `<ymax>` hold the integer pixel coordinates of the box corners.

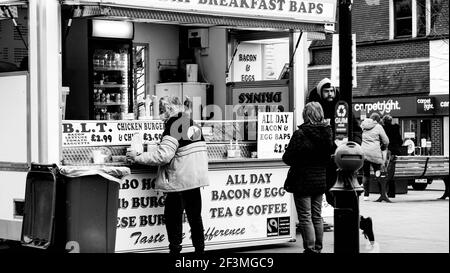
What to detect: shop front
<box><xmin>353</xmin><ymin>94</ymin><xmax>449</xmax><ymax>156</ymax></box>
<box><xmin>0</xmin><ymin>0</ymin><xmax>336</xmax><ymax>252</ymax></box>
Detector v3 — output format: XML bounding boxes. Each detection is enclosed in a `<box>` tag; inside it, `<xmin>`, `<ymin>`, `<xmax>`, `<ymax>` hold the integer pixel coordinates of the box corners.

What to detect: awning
<box><xmin>68</xmin><ymin>4</ymin><xmax>325</xmax><ymax>32</ymax></box>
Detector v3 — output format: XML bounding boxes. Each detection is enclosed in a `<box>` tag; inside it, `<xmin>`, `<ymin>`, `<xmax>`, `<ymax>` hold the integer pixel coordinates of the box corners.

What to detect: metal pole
<box><xmin>331</xmin><ymin>0</ymin><xmax>362</xmax><ymax>254</ymax></box>
<box><xmin>339</xmin><ymin>0</ymin><xmax>353</xmax><ymax>140</ymax></box>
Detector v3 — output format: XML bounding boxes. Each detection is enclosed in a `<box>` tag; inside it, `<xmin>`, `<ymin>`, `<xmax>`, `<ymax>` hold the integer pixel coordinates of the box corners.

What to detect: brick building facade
<box><xmin>307</xmin><ymin>0</ymin><xmax>449</xmax><ymax>156</ymax></box>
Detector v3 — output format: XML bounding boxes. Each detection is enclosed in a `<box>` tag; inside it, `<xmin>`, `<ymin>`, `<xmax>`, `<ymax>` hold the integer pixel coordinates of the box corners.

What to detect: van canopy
<box><xmin>62</xmin><ymin>0</ymin><xmax>333</xmax><ymax>32</ymax></box>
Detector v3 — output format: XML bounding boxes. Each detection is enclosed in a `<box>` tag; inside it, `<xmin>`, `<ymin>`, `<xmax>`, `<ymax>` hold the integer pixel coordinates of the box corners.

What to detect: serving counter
<box><xmin>114</xmin><ymin>158</ymin><xmax>292</xmax><ymax>253</ymax></box>
<box><xmin>61</xmin><ymin>119</ymin><xmax>295</xmax><ymax>253</ymax></box>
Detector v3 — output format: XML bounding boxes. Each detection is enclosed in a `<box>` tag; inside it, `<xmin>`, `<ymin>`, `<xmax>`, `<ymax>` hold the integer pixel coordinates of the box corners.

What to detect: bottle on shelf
<box><xmin>93</xmin><ymin>89</ymin><xmax>98</xmax><ymax>102</ymax></box>
<box><xmin>95</xmin><ymin>109</ymin><xmax>101</xmax><ymax>120</ymax></box>
<box><xmin>99</xmin><ymin>53</ymin><xmax>105</xmax><ymax>68</ymax></box>
<box><xmin>97</xmin><ymin>89</ymin><xmax>102</xmax><ymax>102</ymax></box>
<box><xmin>93</xmin><ymin>53</ymin><xmax>100</xmax><ymax>68</ymax></box>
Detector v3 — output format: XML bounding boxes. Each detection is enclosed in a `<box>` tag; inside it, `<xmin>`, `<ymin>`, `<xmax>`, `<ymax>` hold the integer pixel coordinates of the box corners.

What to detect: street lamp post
<box><xmin>330</xmin><ymin>0</ymin><xmax>364</xmax><ymax>254</ymax></box>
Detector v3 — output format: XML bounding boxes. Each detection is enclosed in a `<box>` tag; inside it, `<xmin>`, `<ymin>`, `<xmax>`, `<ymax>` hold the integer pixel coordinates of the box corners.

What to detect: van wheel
<box><xmin>412</xmin><ymin>183</ymin><xmax>428</xmax><ymax>191</ymax></box>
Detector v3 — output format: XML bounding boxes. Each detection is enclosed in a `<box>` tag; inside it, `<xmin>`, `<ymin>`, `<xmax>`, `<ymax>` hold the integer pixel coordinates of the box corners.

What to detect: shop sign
<box><xmin>232</xmin><ymin>43</ymin><xmax>262</xmax><ymax>82</ymax></box>
<box><xmin>353</xmin><ymin>99</ymin><xmax>404</xmax><ymax>118</ymax></box>
<box><xmin>115</xmin><ymin>167</ymin><xmax>292</xmax><ymax>252</ymax></box>
<box><xmin>353</xmin><ymin>94</ymin><xmax>449</xmax><ymax>118</ymax></box>
<box><xmin>334</xmin><ymin>101</ymin><xmax>348</xmax><ymax>140</ymax></box>
<box><xmin>71</xmin><ymin>0</ymin><xmax>337</xmax><ymax>24</ymax></box>
<box><xmin>416</xmin><ymin>97</ymin><xmax>436</xmax><ymax>114</ymax></box>
<box><xmin>257</xmin><ymin>112</ymin><xmax>293</xmax><ymax>159</ymax></box>
<box><xmin>435</xmin><ymin>94</ymin><xmax>449</xmax><ymax>115</ymax></box>
<box><xmin>232</xmin><ymin>85</ymin><xmax>290</xmax><ymax>118</ymax></box>
<box><xmin>61</xmin><ymin>120</ymin><xmax>164</xmax><ymax>147</ymax></box>
<box><xmin>404</xmin><ymin>132</ymin><xmax>415</xmax><ymax>139</ymax></box>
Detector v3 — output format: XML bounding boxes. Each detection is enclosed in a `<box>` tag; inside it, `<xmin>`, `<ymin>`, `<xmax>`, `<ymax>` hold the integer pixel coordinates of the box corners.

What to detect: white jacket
<box><xmin>361</xmin><ymin>118</ymin><xmax>390</xmax><ymax>165</ymax></box>
<box><xmin>135</xmin><ymin>115</ymin><xmax>209</xmax><ymax>192</ymax></box>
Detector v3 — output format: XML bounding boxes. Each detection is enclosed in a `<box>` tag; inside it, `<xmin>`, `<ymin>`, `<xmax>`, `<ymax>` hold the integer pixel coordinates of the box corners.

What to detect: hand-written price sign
<box><xmin>61</xmin><ymin>120</ymin><xmax>165</xmax><ymax>147</ymax></box>
<box><xmin>257</xmin><ymin>112</ymin><xmax>293</xmax><ymax>159</ymax></box>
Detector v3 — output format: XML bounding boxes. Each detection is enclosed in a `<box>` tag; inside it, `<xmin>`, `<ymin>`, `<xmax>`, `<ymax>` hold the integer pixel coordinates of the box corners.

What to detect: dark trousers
<box><xmin>325</xmin><ymin>161</ymin><xmax>338</xmax><ymax>207</ymax></box>
<box><xmin>164</xmin><ymin>188</ymin><xmax>205</xmax><ymax>254</ymax></box>
<box><xmin>362</xmin><ymin>160</ymin><xmax>381</xmax><ymax>197</ymax></box>
<box><xmin>324</xmin><ymin>161</ymin><xmax>372</xmax><ymax>236</ymax></box>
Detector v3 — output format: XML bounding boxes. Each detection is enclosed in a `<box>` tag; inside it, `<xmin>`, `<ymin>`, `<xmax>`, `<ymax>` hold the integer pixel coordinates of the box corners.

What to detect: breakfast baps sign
<box><xmin>65</xmin><ymin>0</ymin><xmax>337</xmax><ymax>24</ymax></box>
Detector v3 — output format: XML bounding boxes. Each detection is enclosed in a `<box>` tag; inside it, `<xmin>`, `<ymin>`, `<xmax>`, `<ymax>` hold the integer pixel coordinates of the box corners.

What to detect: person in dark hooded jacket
<box><xmin>307</xmin><ymin>78</ymin><xmax>375</xmax><ymax>246</ymax></box>
<box><xmin>283</xmin><ymin>102</ymin><xmax>333</xmax><ymax>253</ymax></box>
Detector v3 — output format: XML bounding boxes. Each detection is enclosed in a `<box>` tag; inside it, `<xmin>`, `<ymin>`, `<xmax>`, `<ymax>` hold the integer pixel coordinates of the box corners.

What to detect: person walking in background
<box><xmin>282</xmin><ymin>102</ymin><xmax>333</xmax><ymax>253</ymax></box>
<box><xmin>382</xmin><ymin>114</ymin><xmax>403</xmax><ymax>157</ymax></box>
<box><xmin>361</xmin><ymin>113</ymin><xmax>390</xmax><ymax>200</ymax></box>
<box><xmin>382</xmin><ymin>115</ymin><xmax>403</xmax><ymax>197</ymax></box>
<box><xmin>308</xmin><ymin>77</ymin><xmax>376</xmax><ymax>246</ymax></box>
<box><xmin>126</xmin><ymin>96</ymin><xmax>209</xmax><ymax>255</ymax></box>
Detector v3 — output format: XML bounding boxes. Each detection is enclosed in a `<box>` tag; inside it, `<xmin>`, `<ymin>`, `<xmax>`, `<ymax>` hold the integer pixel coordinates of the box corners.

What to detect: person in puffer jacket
<box><xmin>282</xmin><ymin>102</ymin><xmax>333</xmax><ymax>253</ymax></box>
<box><xmin>126</xmin><ymin>96</ymin><xmax>209</xmax><ymax>255</ymax></box>
<box><xmin>361</xmin><ymin>112</ymin><xmax>389</xmax><ymax>199</ymax></box>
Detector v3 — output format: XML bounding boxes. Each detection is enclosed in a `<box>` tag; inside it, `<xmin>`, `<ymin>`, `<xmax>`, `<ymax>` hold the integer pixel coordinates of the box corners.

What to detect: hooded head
<box><xmin>316</xmin><ymin>78</ymin><xmax>336</xmax><ymax>102</ymax></box>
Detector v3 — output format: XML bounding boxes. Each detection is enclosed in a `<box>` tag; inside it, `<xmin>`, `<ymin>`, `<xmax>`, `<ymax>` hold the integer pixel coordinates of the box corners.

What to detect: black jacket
<box><xmin>162</xmin><ymin>112</ymin><xmax>205</xmax><ymax>148</ymax></box>
<box><xmin>282</xmin><ymin>123</ymin><xmax>333</xmax><ymax>196</ymax></box>
<box><xmin>383</xmin><ymin>123</ymin><xmax>403</xmax><ymax>155</ymax></box>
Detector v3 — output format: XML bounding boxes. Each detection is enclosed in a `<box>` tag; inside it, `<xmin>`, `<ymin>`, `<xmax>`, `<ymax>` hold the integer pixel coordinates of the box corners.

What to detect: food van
<box><xmin>0</xmin><ymin>0</ymin><xmax>336</xmax><ymax>252</ymax></box>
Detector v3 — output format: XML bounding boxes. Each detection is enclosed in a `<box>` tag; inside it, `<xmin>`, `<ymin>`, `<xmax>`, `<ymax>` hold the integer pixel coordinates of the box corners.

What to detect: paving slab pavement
<box><xmin>228</xmin><ymin>180</ymin><xmax>449</xmax><ymax>254</ymax></box>
<box><xmin>1</xmin><ymin>181</ymin><xmax>447</xmax><ymax>254</ymax></box>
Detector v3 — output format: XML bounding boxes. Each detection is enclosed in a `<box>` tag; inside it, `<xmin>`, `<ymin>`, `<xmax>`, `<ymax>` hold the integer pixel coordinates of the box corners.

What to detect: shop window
<box><xmin>401</xmin><ymin>118</ymin><xmax>435</xmax><ymax>155</ymax></box>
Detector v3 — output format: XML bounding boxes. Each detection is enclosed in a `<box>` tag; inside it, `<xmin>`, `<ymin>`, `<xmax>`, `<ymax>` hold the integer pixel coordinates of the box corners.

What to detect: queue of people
<box><xmin>124</xmin><ymin>77</ymin><xmax>402</xmax><ymax>254</ymax></box>
<box><xmin>283</xmin><ymin>77</ymin><xmax>401</xmax><ymax>253</ymax></box>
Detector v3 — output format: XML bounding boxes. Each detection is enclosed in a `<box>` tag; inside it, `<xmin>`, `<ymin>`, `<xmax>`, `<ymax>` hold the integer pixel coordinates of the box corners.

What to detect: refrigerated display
<box><xmin>90</xmin><ymin>39</ymin><xmax>133</xmax><ymax>120</ymax></box>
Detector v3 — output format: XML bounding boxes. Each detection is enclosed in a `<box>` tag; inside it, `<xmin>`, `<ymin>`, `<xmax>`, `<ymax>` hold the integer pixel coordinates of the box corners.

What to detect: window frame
<box><xmin>390</xmin><ymin>0</ymin><xmax>432</xmax><ymax>39</ymax></box>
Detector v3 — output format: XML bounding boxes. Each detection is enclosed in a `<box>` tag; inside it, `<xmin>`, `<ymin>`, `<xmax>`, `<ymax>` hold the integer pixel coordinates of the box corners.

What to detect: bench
<box><xmin>374</xmin><ymin>155</ymin><xmax>449</xmax><ymax>202</ymax></box>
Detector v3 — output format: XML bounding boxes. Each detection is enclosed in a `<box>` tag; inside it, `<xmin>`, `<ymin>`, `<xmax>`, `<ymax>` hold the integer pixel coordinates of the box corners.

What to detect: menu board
<box><xmin>61</xmin><ymin>120</ymin><xmax>164</xmax><ymax>147</ymax></box>
<box><xmin>257</xmin><ymin>112</ymin><xmax>294</xmax><ymax>159</ymax></box>
<box><xmin>115</xmin><ymin>166</ymin><xmax>292</xmax><ymax>252</ymax></box>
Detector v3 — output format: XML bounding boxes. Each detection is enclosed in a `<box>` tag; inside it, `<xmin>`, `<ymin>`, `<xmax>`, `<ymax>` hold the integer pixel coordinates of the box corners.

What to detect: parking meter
<box><xmin>332</xmin><ymin>141</ymin><xmax>364</xmax><ymax>191</ymax></box>
<box><xmin>330</xmin><ymin>141</ymin><xmax>364</xmax><ymax>253</ymax></box>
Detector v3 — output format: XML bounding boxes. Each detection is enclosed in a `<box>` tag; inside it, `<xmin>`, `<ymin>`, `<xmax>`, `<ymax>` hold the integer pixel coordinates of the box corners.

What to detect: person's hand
<box><xmin>126</xmin><ymin>149</ymin><xmax>139</xmax><ymax>163</ymax></box>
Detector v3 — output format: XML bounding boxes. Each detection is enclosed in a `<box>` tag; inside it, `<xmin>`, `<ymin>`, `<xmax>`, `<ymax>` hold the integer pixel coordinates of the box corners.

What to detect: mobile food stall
<box><xmin>0</xmin><ymin>0</ymin><xmax>337</xmax><ymax>252</ymax></box>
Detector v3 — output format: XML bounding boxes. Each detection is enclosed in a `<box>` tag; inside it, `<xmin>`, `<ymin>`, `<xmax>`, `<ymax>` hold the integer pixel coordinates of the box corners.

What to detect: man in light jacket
<box><xmin>126</xmin><ymin>96</ymin><xmax>209</xmax><ymax>255</ymax></box>
<box><xmin>361</xmin><ymin>112</ymin><xmax>389</xmax><ymax>200</ymax></box>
